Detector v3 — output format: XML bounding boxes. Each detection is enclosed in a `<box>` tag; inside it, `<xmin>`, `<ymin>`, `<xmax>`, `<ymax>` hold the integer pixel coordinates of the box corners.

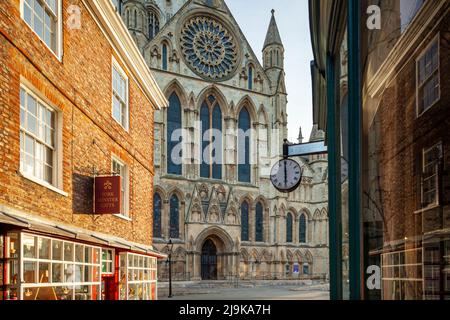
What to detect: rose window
<box><xmin>180</xmin><ymin>16</ymin><xmax>239</xmax><ymax>80</ymax></box>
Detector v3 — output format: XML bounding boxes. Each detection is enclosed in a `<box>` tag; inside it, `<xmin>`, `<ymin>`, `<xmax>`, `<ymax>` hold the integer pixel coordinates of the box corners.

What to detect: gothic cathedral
<box><xmin>118</xmin><ymin>0</ymin><xmax>329</xmax><ymax>281</ymax></box>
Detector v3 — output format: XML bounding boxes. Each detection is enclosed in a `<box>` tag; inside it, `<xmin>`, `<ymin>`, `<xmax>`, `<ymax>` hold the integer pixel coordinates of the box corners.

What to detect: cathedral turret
<box><xmin>263</xmin><ymin>9</ymin><xmax>286</xmax><ymax>96</ymax></box>
<box><xmin>263</xmin><ymin>9</ymin><xmax>284</xmax><ymax>71</ymax></box>
<box><xmin>122</xmin><ymin>0</ymin><xmax>149</xmax><ymax>51</ymax></box>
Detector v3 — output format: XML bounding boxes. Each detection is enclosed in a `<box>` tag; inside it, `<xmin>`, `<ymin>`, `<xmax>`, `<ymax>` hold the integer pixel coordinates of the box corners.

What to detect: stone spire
<box><xmin>263</xmin><ymin>9</ymin><xmax>283</xmax><ymax>50</ymax></box>
<box><xmin>298</xmin><ymin>127</ymin><xmax>304</xmax><ymax>144</ymax></box>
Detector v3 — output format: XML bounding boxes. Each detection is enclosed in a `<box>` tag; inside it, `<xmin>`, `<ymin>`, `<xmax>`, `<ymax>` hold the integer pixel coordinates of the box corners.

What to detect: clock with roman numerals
<box><xmin>270</xmin><ymin>159</ymin><xmax>303</xmax><ymax>193</ymax></box>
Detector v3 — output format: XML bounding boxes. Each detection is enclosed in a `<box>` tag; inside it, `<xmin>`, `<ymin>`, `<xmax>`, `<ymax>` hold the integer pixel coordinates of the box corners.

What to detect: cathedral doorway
<box><xmin>201</xmin><ymin>239</ymin><xmax>217</xmax><ymax>280</ymax></box>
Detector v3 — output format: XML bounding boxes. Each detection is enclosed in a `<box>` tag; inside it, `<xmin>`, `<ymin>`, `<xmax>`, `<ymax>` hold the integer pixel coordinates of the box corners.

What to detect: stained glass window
<box><xmin>299</xmin><ymin>214</ymin><xmax>307</xmax><ymax>243</ymax></box>
<box><xmin>238</xmin><ymin>107</ymin><xmax>251</xmax><ymax>183</ymax></box>
<box><xmin>286</xmin><ymin>213</ymin><xmax>293</xmax><ymax>243</ymax></box>
<box><xmin>255</xmin><ymin>202</ymin><xmax>264</xmax><ymax>242</ymax></box>
<box><xmin>153</xmin><ymin>193</ymin><xmax>162</xmax><ymax>238</ymax></box>
<box><xmin>167</xmin><ymin>93</ymin><xmax>182</xmax><ymax>175</ymax></box>
<box><xmin>180</xmin><ymin>16</ymin><xmax>238</xmax><ymax>80</ymax></box>
<box><xmin>241</xmin><ymin>201</ymin><xmax>249</xmax><ymax>241</ymax></box>
<box><xmin>169</xmin><ymin>195</ymin><xmax>179</xmax><ymax>239</ymax></box>
<box><xmin>200</xmin><ymin>95</ymin><xmax>222</xmax><ymax>179</ymax></box>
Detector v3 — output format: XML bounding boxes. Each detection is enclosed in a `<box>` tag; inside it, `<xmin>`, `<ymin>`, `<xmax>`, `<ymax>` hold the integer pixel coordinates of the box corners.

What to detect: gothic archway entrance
<box><xmin>201</xmin><ymin>239</ymin><xmax>217</xmax><ymax>280</ymax></box>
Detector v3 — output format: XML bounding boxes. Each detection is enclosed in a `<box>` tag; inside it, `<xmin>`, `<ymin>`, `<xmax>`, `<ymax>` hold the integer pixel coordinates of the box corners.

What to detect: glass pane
<box><xmin>52</xmin><ymin>263</ymin><xmax>63</xmax><ymax>283</ymax></box>
<box><xmin>75</xmin><ymin>245</ymin><xmax>83</xmax><ymax>263</ymax></box>
<box><xmin>38</xmin><ymin>237</ymin><xmax>51</xmax><ymax>259</ymax></box>
<box><xmin>52</xmin><ymin>240</ymin><xmax>62</xmax><ymax>260</ymax></box>
<box><xmin>23</xmin><ymin>235</ymin><xmax>36</xmax><ymax>258</ymax></box>
<box><xmin>92</xmin><ymin>248</ymin><xmax>100</xmax><ymax>264</ymax></box>
<box><xmin>64</xmin><ymin>264</ymin><xmax>75</xmax><ymax>283</ymax></box>
<box><xmin>7</xmin><ymin>260</ymin><xmax>19</xmax><ymax>285</ymax></box>
<box><xmin>8</xmin><ymin>233</ymin><xmax>20</xmax><ymax>258</ymax></box>
<box><xmin>84</xmin><ymin>247</ymin><xmax>92</xmax><ymax>263</ymax></box>
<box><xmin>23</xmin><ymin>261</ymin><xmax>37</xmax><ymax>283</ymax></box>
<box><xmin>38</xmin><ymin>262</ymin><xmax>50</xmax><ymax>283</ymax></box>
<box><xmin>74</xmin><ymin>264</ymin><xmax>83</xmax><ymax>283</ymax></box>
<box><xmin>64</xmin><ymin>243</ymin><xmax>74</xmax><ymax>261</ymax></box>
<box><xmin>75</xmin><ymin>285</ymin><xmax>92</xmax><ymax>300</ymax></box>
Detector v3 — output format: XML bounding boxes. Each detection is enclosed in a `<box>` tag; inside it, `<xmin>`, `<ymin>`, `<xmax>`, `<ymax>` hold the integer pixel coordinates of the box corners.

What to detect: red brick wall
<box><xmin>372</xmin><ymin>13</ymin><xmax>450</xmax><ymax>243</ymax></box>
<box><xmin>0</xmin><ymin>0</ymin><xmax>155</xmax><ymax>245</ymax></box>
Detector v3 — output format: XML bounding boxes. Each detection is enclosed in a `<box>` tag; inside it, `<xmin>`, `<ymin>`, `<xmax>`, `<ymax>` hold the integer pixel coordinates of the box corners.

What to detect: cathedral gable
<box><xmin>141</xmin><ymin>0</ymin><xmax>269</xmax><ymax>87</ymax></box>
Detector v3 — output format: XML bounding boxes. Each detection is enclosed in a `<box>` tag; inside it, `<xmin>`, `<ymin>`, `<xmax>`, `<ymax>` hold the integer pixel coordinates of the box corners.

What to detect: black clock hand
<box><xmin>284</xmin><ymin>161</ymin><xmax>287</xmax><ymax>186</ymax></box>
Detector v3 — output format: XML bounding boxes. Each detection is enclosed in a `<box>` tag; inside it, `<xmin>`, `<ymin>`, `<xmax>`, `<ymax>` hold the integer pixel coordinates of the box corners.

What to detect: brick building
<box><xmin>0</xmin><ymin>0</ymin><xmax>167</xmax><ymax>300</ymax></box>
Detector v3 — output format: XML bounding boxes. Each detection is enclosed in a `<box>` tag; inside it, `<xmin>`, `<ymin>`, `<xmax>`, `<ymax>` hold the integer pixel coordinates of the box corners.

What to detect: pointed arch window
<box><xmin>241</xmin><ymin>201</ymin><xmax>249</xmax><ymax>242</ymax></box>
<box><xmin>167</xmin><ymin>92</ymin><xmax>182</xmax><ymax>175</ymax></box>
<box><xmin>162</xmin><ymin>43</ymin><xmax>168</xmax><ymax>71</ymax></box>
<box><xmin>238</xmin><ymin>106</ymin><xmax>251</xmax><ymax>183</ymax></box>
<box><xmin>286</xmin><ymin>213</ymin><xmax>293</xmax><ymax>243</ymax></box>
<box><xmin>169</xmin><ymin>194</ymin><xmax>180</xmax><ymax>239</ymax></box>
<box><xmin>148</xmin><ymin>10</ymin><xmax>159</xmax><ymax>39</ymax></box>
<box><xmin>153</xmin><ymin>193</ymin><xmax>162</xmax><ymax>238</ymax></box>
<box><xmin>255</xmin><ymin>202</ymin><xmax>264</xmax><ymax>242</ymax></box>
<box><xmin>299</xmin><ymin>214</ymin><xmax>307</xmax><ymax>243</ymax></box>
<box><xmin>200</xmin><ymin>95</ymin><xmax>222</xmax><ymax>180</ymax></box>
<box><xmin>134</xmin><ymin>10</ymin><xmax>137</xmax><ymax>28</ymax></box>
<box><xmin>248</xmin><ymin>66</ymin><xmax>253</xmax><ymax>90</ymax></box>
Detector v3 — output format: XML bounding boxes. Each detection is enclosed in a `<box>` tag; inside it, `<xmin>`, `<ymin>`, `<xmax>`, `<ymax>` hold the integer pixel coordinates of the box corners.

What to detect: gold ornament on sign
<box><xmin>104</xmin><ymin>180</ymin><xmax>113</xmax><ymax>190</ymax></box>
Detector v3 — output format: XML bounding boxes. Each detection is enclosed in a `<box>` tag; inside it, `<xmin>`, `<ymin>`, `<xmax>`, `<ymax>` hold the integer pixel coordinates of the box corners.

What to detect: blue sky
<box><xmin>226</xmin><ymin>0</ymin><xmax>314</xmax><ymax>142</ymax></box>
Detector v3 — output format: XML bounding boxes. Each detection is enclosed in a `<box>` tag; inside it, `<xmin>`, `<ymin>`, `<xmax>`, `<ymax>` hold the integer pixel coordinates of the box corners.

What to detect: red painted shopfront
<box><xmin>0</xmin><ymin>213</ymin><xmax>165</xmax><ymax>301</ymax></box>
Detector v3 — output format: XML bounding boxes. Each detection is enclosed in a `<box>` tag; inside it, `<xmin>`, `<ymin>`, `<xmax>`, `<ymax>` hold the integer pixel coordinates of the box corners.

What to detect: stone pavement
<box><xmin>158</xmin><ymin>283</ymin><xmax>330</xmax><ymax>300</ymax></box>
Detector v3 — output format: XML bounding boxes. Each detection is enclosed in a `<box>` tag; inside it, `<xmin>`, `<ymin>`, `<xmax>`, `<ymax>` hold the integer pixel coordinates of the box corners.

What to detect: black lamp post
<box><xmin>167</xmin><ymin>239</ymin><xmax>174</xmax><ymax>298</ymax></box>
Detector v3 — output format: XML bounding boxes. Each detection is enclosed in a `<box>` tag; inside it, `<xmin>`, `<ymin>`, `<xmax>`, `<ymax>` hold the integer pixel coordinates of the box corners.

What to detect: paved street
<box><xmin>159</xmin><ymin>285</ymin><xmax>330</xmax><ymax>300</ymax></box>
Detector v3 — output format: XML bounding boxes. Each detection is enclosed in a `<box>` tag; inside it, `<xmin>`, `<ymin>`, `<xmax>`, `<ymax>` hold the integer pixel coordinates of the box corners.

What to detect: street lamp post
<box><xmin>167</xmin><ymin>239</ymin><xmax>174</xmax><ymax>298</ymax></box>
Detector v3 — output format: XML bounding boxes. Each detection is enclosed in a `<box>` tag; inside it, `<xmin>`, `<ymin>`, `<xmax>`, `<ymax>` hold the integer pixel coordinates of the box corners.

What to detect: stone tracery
<box><xmin>180</xmin><ymin>15</ymin><xmax>239</xmax><ymax>80</ymax></box>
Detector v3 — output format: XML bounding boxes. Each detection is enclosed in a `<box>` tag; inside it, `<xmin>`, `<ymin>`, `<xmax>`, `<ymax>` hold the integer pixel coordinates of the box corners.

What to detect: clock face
<box><xmin>270</xmin><ymin>159</ymin><xmax>303</xmax><ymax>193</ymax></box>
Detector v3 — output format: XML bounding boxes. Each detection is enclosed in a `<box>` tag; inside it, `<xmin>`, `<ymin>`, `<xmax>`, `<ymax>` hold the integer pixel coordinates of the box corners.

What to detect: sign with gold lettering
<box><xmin>94</xmin><ymin>176</ymin><xmax>122</xmax><ymax>214</ymax></box>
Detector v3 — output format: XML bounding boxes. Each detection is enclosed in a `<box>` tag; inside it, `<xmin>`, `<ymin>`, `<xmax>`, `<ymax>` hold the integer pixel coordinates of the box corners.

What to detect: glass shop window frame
<box><xmin>19</xmin><ymin>233</ymin><xmax>102</xmax><ymax>300</ymax></box>
<box><xmin>416</xmin><ymin>35</ymin><xmax>440</xmax><ymax>117</ymax></box>
<box><xmin>101</xmin><ymin>249</ymin><xmax>115</xmax><ymax>275</ymax></box>
<box><xmin>118</xmin><ymin>252</ymin><xmax>158</xmax><ymax>300</ymax></box>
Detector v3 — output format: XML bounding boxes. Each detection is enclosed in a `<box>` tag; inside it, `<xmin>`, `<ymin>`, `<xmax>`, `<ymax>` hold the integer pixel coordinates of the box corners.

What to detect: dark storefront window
<box><xmin>360</xmin><ymin>0</ymin><xmax>449</xmax><ymax>300</ymax></box>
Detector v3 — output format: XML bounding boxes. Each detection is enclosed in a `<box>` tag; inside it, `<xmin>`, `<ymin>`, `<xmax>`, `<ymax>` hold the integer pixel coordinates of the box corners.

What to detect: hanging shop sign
<box><xmin>94</xmin><ymin>176</ymin><xmax>122</xmax><ymax>214</ymax></box>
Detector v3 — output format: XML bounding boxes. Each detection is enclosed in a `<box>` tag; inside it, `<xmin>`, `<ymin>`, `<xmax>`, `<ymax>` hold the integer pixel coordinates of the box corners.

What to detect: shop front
<box><xmin>0</xmin><ymin>212</ymin><xmax>164</xmax><ymax>301</ymax></box>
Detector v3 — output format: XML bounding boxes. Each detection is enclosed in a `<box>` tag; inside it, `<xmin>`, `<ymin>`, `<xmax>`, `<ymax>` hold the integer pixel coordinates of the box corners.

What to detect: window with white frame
<box><xmin>118</xmin><ymin>253</ymin><xmax>157</xmax><ymax>300</ymax></box>
<box><xmin>20</xmin><ymin>233</ymin><xmax>102</xmax><ymax>300</ymax></box>
<box><xmin>422</xmin><ymin>142</ymin><xmax>442</xmax><ymax>208</ymax></box>
<box><xmin>22</xmin><ymin>0</ymin><xmax>61</xmax><ymax>57</ymax></box>
<box><xmin>417</xmin><ymin>37</ymin><xmax>440</xmax><ymax>116</ymax></box>
<box><xmin>112</xmin><ymin>60</ymin><xmax>129</xmax><ymax>130</ymax></box>
<box><xmin>101</xmin><ymin>249</ymin><xmax>114</xmax><ymax>275</ymax></box>
<box><xmin>20</xmin><ymin>85</ymin><xmax>59</xmax><ymax>187</ymax></box>
<box><xmin>112</xmin><ymin>157</ymin><xmax>129</xmax><ymax>218</ymax></box>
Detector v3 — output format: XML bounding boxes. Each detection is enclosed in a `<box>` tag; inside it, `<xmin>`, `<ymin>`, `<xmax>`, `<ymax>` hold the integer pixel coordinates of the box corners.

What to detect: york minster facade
<box><xmin>117</xmin><ymin>0</ymin><xmax>329</xmax><ymax>281</ymax></box>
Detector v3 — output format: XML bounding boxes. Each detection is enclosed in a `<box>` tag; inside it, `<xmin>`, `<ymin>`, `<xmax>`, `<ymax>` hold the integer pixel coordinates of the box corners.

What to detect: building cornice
<box><xmin>366</xmin><ymin>1</ymin><xmax>449</xmax><ymax>99</ymax></box>
<box><xmin>83</xmin><ymin>0</ymin><xmax>168</xmax><ymax>110</ymax></box>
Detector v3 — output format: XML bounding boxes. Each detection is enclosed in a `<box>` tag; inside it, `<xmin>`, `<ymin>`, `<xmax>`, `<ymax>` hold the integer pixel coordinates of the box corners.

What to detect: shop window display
<box><xmin>3</xmin><ymin>232</ymin><xmax>103</xmax><ymax>300</ymax></box>
<box><xmin>119</xmin><ymin>252</ymin><xmax>157</xmax><ymax>300</ymax></box>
